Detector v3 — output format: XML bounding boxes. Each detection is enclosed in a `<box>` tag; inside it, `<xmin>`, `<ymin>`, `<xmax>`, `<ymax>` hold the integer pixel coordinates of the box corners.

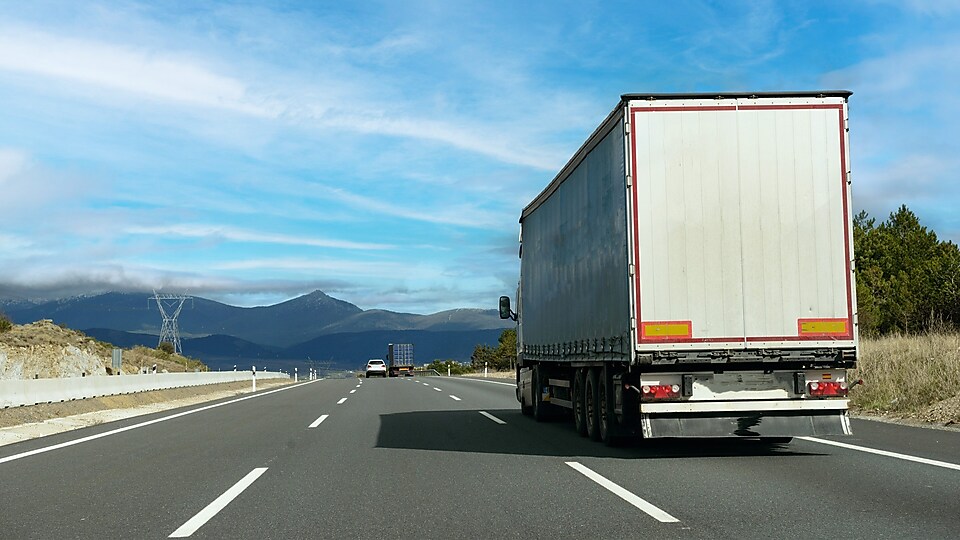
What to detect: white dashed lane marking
<box><xmin>308</xmin><ymin>415</ymin><xmax>329</xmax><ymax>428</ymax></box>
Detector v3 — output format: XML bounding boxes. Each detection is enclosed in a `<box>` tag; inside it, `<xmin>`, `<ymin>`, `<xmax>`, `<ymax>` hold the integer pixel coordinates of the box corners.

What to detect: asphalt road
<box><xmin>1</xmin><ymin>375</ymin><xmax>959</xmax><ymax>539</ymax></box>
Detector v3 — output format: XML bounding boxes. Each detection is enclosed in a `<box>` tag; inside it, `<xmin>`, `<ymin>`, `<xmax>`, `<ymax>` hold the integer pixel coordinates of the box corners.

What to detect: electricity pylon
<box><xmin>151</xmin><ymin>291</ymin><xmax>192</xmax><ymax>355</ymax></box>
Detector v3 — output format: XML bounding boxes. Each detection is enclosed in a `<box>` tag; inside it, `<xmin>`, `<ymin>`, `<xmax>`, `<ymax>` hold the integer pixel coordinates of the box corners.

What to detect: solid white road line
<box><xmin>799</xmin><ymin>437</ymin><xmax>960</xmax><ymax>471</ymax></box>
<box><xmin>337</xmin><ymin>398</ymin><xmax>348</xmax><ymax>405</ymax></box>
<box><xmin>449</xmin><ymin>395</ymin><xmax>461</xmax><ymax>401</ymax></box>
<box><xmin>308</xmin><ymin>415</ymin><xmax>329</xmax><ymax>428</ymax></box>
<box><xmin>433</xmin><ymin>387</ymin><xmax>442</xmax><ymax>392</ymax></box>
<box><xmin>350</xmin><ymin>389</ymin><xmax>357</xmax><ymax>394</ymax></box>
<box><xmin>566</xmin><ymin>462</ymin><xmax>679</xmax><ymax>523</ymax></box>
<box><xmin>479</xmin><ymin>411</ymin><xmax>506</xmax><ymax>425</ymax></box>
<box><xmin>0</xmin><ymin>380</ymin><xmax>319</xmax><ymax>466</ymax></box>
<box><xmin>169</xmin><ymin>467</ymin><xmax>268</xmax><ymax>537</ymax></box>
<box><xmin>456</xmin><ymin>377</ymin><xmax>515</xmax><ymax>387</ymax></box>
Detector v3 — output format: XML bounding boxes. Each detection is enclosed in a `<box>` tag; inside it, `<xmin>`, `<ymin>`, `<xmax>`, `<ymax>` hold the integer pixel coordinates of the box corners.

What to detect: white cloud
<box><xmin>125</xmin><ymin>224</ymin><xmax>392</xmax><ymax>251</ymax></box>
<box><xmin>821</xmin><ymin>39</ymin><xmax>960</xmax><ymax>241</ymax></box>
<box><xmin>0</xmin><ymin>25</ymin><xmax>562</xmax><ymax>171</ymax></box>
<box><xmin>211</xmin><ymin>257</ymin><xmax>418</xmax><ymax>277</ymax></box>
<box><xmin>0</xmin><ymin>26</ymin><xmax>281</xmax><ymax>118</ymax></box>
<box><xmin>0</xmin><ymin>232</ymin><xmax>34</xmax><ymax>251</ymax></box>
<box><xmin>0</xmin><ymin>147</ymin><xmax>99</xmax><ymax>216</ymax></box>
<box><xmin>0</xmin><ymin>148</ymin><xmax>28</xmax><ymax>182</ymax></box>
<box><xmin>313</xmin><ymin>185</ymin><xmax>511</xmax><ymax>230</ymax></box>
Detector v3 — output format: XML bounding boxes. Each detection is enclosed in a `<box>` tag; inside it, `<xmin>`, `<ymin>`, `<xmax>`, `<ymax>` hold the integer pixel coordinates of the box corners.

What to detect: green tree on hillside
<box><xmin>854</xmin><ymin>205</ymin><xmax>960</xmax><ymax>335</ymax></box>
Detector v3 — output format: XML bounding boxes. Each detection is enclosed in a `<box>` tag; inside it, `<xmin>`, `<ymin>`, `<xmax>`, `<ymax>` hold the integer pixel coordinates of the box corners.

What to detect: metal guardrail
<box><xmin>413</xmin><ymin>368</ymin><xmax>442</xmax><ymax>376</ymax></box>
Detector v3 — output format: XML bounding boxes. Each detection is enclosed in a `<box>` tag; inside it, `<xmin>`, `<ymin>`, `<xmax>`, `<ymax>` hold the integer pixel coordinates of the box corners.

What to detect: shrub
<box><xmin>157</xmin><ymin>342</ymin><xmax>175</xmax><ymax>354</ymax></box>
<box><xmin>0</xmin><ymin>311</ymin><xmax>12</xmax><ymax>333</ymax></box>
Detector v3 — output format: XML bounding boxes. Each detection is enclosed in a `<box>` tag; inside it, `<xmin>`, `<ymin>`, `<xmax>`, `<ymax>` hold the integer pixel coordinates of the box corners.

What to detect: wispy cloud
<box><xmin>821</xmin><ymin>38</ymin><xmax>960</xmax><ymax>242</ymax></box>
<box><xmin>0</xmin><ymin>26</ymin><xmax>279</xmax><ymax>117</ymax></box>
<box><xmin>0</xmin><ymin>23</ymin><xmax>562</xmax><ymax>170</ymax></box>
<box><xmin>1</xmin><ymin>0</ymin><xmax>957</xmax><ymax>311</ymax></box>
<box><xmin>125</xmin><ymin>224</ymin><xmax>392</xmax><ymax>251</ymax></box>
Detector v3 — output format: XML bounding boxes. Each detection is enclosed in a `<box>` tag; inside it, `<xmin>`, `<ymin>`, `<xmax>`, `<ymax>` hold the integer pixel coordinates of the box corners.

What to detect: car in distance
<box><xmin>365</xmin><ymin>359</ymin><xmax>387</xmax><ymax>378</ymax></box>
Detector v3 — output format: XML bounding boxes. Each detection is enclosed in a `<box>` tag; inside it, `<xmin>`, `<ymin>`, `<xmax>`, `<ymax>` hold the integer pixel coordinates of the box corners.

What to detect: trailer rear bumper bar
<box><xmin>640</xmin><ymin>409</ymin><xmax>851</xmax><ymax>438</ymax></box>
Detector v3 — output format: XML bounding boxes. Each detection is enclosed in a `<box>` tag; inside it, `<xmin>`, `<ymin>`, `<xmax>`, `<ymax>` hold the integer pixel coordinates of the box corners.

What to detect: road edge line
<box><xmin>0</xmin><ymin>380</ymin><xmax>319</xmax><ymax>466</ymax></box>
<box><xmin>799</xmin><ymin>436</ymin><xmax>960</xmax><ymax>471</ymax></box>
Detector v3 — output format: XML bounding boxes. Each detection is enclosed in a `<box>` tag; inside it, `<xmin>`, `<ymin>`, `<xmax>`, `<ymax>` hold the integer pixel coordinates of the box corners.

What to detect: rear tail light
<box><xmin>639</xmin><ymin>384</ymin><xmax>680</xmax><ymax>401</ymax></box>
<box><xmin>807</xmin><ymin>381</ymin><xmax>848</xmax><ymax>397</ymax></box>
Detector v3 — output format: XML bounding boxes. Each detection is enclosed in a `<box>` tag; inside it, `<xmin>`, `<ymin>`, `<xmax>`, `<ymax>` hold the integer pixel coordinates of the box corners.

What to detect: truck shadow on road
<box><xmin>375</xmin><ymin>409</ymin><xmax>826</xmax><ymax>459</ymax></box>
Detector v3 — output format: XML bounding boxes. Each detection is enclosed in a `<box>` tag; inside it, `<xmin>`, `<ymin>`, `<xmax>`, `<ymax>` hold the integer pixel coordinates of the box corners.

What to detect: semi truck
<box><xmin>387</xmin><ymin>343</ymin><xmax>415</xmax><ymax>377</ymax></box>
<box><xmin>499</xmin><ymin>91</ymin><xmax>858</xmax><ymax>445</ymax></box>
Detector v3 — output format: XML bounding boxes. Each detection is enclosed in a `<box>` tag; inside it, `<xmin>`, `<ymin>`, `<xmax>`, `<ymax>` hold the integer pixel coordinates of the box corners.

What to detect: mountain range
<box><xmin>0</xmin><ymin>291</ymin><xmax>513</xmax><ymax>371</ymax></box>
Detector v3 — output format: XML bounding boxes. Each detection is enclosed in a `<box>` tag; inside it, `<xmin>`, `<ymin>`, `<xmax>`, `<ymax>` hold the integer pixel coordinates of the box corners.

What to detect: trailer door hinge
<box><xmin>629</xmin><ymin>263</ymin><xmax>635</xmax><ymax>276</ymax></box>
<box><xmin>626</xmin><ymin>175</ymin><xmax>632</xmax><ymax>188</ymax></box>
<box><xmin>624</xmin><ymin>122</ymin><xmax>631</xmax><ymax>134</ymax></box>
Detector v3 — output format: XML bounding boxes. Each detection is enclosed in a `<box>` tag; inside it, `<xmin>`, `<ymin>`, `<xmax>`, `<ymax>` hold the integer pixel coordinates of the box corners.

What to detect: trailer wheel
<box><xmin>573</xmin><ymin>369</ymin><xmax>587</xmax><ymax>437</ymax></box>
<box><xmin>585</xmin><ymin>368</ymin><xmax>601</xmax><ymax>441</ymax></box>
<box><xmin>598</xmin><ymin>371</ymin><xmax>618</xmax><ymax>446</ymax></box>
<box><xmin>532</xmin><ymin>366</ymin><xmax>550</xmax><ymax>422</ymax></box>
<box><xmin>519</xmin><ymin>371</ymin><xmax>532</xmax><ymax>416</ymax></box>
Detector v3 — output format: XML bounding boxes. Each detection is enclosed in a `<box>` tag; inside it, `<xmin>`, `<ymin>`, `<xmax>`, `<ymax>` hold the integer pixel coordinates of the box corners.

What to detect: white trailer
<box><xmin>500</xmin><ymin>91</ymin><xmax>857</xmax><ymax>444</ymax></box>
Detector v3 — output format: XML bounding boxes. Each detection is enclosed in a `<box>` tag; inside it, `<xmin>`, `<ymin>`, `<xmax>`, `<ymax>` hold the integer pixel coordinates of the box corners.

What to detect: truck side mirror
<box><xmin>499</xmin><ymin>296</ymin><xmax>516</xmax><ymax>321</ymax></box>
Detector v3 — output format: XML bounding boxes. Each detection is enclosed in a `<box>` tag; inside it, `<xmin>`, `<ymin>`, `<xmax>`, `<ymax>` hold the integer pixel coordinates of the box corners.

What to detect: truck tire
<box><xmin>573</xmin><ymin>369</ymin><xmax>587</xmax><ymax>437</ymax></box>
<box><xmin>519</xmin><ymin>373</ymin><xmax>532</xmax><ymax>416</ymax></box>
<box><xmin>585</xmin><ymin>368</ymin><xmax>601</xmax><ymax>441</ymax></box>
<box><xmin>598</xmin><ymin>371</ymin><xmax>619</xmax><ymax>446</ymax></box>
<box><xmin>532</xmin><ymin>366</ymin><xmax>549</xmax><ymax>422</ymax></box>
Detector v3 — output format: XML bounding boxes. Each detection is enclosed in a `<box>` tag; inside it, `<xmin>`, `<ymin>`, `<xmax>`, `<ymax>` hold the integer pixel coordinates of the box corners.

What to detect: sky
<box><xmin>0</xmin><ymin>0</ymin><xmax>958</xmax><ymax>313</ymax></box>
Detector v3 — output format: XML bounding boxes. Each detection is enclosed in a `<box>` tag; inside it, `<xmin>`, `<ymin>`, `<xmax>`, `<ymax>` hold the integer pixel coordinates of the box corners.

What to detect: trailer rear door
<box><xmin>627</xmin><ymin>95</ymin><xmax>855</xmax><ymax>351</ymax></box>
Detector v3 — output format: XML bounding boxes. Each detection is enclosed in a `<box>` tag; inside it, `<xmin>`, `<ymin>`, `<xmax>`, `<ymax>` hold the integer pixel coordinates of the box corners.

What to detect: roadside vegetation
<box><xmin>468</xmin><ymin>328</ymin><xmax>517</xmax><ymax>372</ymax></box>
<box><xmin>133</xmin><ymin>344</ymin><xmax>208</xmax><ymax>373</ymax></box>
<box><xmin>849</xmin><ymin>206</ymin><xmax>960</xmax><ymax>423</ymax></box>
<box><xmin>425</xmin><ymin>359</ymin><xmax>473</xmax><ymax>375</ymax></box>
<box><xmin>851</xmin><ymin>331</ymin><xmax>960</xmax><ymax>423</ymax></box>
<box><xmin>0</xmin><ymin>311</ymin><xmax>12</xmax><ymax>333</ymax></box>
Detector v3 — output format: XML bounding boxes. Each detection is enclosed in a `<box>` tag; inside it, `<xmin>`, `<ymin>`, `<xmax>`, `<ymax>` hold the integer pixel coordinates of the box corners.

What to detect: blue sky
<box><xmin>0</xmin><ymin>1</ymin><xmax>958</xmax><ymax>313</ymax></box>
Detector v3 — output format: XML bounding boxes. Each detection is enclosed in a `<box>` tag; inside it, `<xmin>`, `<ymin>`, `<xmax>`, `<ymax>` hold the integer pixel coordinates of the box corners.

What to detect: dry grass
<box><xmin>850</xmin><ymin>331</ymin><xmax>960</xmax><ymax>419</ymax></box>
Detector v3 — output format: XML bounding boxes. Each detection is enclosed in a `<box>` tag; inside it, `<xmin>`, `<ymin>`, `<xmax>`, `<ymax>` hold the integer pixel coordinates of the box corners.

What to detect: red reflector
<box><xmin>807</xmin><ymin>381</ymin><xmax>848</xmax><ymax>397</ymax></box>
<box><xmin>640</xmin><ymin>384</ymin><xmax>680</xmax><ymax>400</ymax></box>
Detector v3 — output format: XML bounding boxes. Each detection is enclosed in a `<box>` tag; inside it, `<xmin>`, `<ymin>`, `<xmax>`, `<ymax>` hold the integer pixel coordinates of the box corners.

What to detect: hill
<box><xmin>0</xmin><ymin>320</ymin><xmax>206</xmax><ymax>379</ymax></box>
<box><xmin>1</xmin><ymin>291</ymin><xmax>511</xmax><ymax>350</ymax></box>
<box><xmin>80</xmin><ymin>327</ymin><xmax>503</xmax><ymax>371</ymax></box>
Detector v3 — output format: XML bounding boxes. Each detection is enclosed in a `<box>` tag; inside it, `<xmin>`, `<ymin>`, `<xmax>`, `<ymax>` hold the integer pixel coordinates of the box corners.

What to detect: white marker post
<box><xmin>484</xmin><ymin>362</ymin><xmax>488</xmax><ymax>378</ymax></box>
<box><xmin>447</xmin><ymin>366</ymin><xmax>451</xmax><ymax>377</ymax></box>
<box><xmin>295</xmin><ymin>367</ymin><xmax>298</xmax><ymax>383</ymax></box>
<box><xmin>252</xmin><ymin>365</ymin><xmax>256</xmax><ymax>392</ymax></box>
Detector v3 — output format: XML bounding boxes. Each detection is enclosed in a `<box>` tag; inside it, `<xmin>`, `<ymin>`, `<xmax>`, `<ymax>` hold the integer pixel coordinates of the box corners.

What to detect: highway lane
<box><xmin>0</xmin><ymin>375</ymin><xmax>958</xmax><ymax>539</ymax></box>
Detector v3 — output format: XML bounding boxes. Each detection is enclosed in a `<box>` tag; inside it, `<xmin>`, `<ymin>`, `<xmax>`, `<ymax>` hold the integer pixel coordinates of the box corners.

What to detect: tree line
<box><xmin>854</xmin><ymin>205</ymin><xmax>960</xmax><ymax>336</ymax></box>
<box><xmin>469</xmin><ymin>204</ymin><xmax>960</xmax><ymax>366</ymax></box>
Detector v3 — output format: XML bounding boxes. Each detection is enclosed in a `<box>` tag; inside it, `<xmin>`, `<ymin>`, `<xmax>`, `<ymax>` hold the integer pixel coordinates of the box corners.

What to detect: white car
<box><xmin>365</xmin><ymin>359</ymin><xmax>387</xmax><ymax>378</ymax></box>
